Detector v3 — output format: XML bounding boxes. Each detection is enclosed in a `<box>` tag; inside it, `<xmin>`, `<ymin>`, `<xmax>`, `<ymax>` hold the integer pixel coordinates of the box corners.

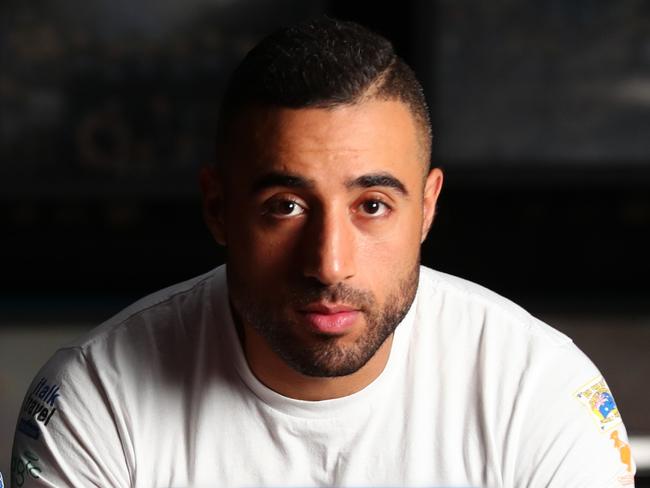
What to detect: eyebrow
<box><xmin>251</xmin><ymin>171</ymin><xmax>315</xmax><ymax>194</ymax></box>
<box><xmin>346</xmin><ymin>172</ymin><xmax>409</xmax><ymax>197</ymax></box>
<box><xmin>250</xmin><ymin>170</ymin><xmax>409</xmax><ymax>197</ymax></box>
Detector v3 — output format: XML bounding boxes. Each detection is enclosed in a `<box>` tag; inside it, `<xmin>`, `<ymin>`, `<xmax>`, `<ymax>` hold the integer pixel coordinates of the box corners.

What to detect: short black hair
<box><xmin>216</xmin><ymin>16</ymin><xmax>432</xmax><ymax>168</ymax></box>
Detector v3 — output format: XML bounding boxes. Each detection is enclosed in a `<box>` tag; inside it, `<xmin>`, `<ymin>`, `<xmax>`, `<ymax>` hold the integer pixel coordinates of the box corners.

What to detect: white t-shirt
<box><xmin>12</xmin><ymin>265</ymin><xmax>636</xmax><ymax>487</ymax></box>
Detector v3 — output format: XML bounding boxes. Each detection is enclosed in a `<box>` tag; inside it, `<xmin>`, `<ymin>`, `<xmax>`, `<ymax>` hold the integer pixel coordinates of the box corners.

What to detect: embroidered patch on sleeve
<box><xmin>574</xmin><ymin>376</ymin><xmax>622</xmax><ymax>432</ymax></box>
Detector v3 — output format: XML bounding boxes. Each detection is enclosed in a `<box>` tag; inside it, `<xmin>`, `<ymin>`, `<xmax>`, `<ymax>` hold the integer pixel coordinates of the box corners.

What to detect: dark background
<box><xmin>1</xmin><ymin>0</ymin><xmax>649</xmax><ymax>482</ymax></box>
<box><xmin>2</xmin><ymin>0</ymin><xmax>648</xmax><ymax>305</ymax></box>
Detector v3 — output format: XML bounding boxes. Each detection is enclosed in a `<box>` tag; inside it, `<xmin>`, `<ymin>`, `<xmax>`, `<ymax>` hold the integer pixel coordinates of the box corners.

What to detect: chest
<box><xmin>128</xmin><ymin>388</ymin><xmax>498</xmax><ymax>487</ymax></box>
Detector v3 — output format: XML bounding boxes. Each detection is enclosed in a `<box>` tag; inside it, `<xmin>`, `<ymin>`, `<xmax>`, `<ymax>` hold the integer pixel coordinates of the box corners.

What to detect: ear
<box><xmin>421</xmin><ymin>167</ymin><xmax>444</xmax><ymax>243</ymax></box>
<box><xmin>199</xmin><ymin>165</ymin><xmax>227</xmax><ymax>246</ymax></box>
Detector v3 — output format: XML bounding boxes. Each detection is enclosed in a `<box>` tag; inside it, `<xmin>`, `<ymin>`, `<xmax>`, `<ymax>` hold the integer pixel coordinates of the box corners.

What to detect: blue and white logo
<box><xmin>0</xmin><ymin>469</ymin><xmax>5</xmax><ymax>488</ymax></box>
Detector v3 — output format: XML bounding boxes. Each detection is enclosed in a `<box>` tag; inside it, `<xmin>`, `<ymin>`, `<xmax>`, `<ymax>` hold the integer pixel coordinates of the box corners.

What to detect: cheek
<box><xmin>357</xmin><ymin>223</ymin><xmax>421</xmax><ymax>277</ymax></box>
<box><xmin>227</xmin><ymin>218</ymin><xmax>300</xmax><ymax>275</ymax></box>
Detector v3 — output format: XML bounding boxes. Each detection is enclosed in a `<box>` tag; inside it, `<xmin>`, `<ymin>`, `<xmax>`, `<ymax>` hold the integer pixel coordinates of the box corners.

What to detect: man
<box><xmin>12</xmin><ymin>17</ymin><xmax>635</xmax><ymax>487</ymax></box>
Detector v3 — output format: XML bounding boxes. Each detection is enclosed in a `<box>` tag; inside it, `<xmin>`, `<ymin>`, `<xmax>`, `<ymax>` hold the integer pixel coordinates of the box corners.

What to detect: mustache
<box><xmin>285</xmin><ymin>281</ymin><xmax>376</xmax><ymax>311</ymax></box>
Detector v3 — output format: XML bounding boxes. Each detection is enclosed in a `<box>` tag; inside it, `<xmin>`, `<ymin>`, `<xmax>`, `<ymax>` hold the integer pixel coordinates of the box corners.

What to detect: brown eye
<box><xmin>265</xmin><ymin>199</ymin><xmax>305</xmax><ymax>218</ymax></box>
<box><xmin>359</xmin><ymin>199</ymin><xmax>390</xmax><ymax>217</ymax></box>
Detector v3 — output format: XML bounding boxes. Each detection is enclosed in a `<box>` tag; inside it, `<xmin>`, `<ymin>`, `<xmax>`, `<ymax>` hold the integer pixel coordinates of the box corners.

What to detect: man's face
<box><xmin>204</xmin><ymin>99</ymin><xmax>442</xmax><ymax>378</ymax></box>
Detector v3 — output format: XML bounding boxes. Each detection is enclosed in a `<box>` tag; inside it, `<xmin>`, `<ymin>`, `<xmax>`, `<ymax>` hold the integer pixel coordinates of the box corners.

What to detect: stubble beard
<box><xmin>229</xmin><ymin>263</ymin><xmax>420</xmax><ymax>378</ymax></box>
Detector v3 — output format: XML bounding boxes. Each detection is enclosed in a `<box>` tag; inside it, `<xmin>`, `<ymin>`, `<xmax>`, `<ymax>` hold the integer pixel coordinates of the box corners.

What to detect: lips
<box><xmin>301</xmin><ymin>303</ymin><xmax>358</xmax><ymax>314</ymax></box>
<box><xmin>299</xmin><ymin>303</ymin><xmax>361</xmax><ymax>335</ymax></box>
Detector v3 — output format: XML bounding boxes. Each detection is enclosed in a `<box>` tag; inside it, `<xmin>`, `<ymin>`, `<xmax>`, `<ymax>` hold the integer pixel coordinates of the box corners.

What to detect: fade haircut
<box><xmin>215</xmin><ymin>16</ymin><xmax>432</xmax><ymax>169</ymax></box>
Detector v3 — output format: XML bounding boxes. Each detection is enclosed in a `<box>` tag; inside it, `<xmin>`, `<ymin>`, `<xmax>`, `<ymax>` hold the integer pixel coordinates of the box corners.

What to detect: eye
<box><xmin>358</xmin><ymin>199</ymin><xmax>391</xmax><ymax>217</ymax></box>
<box><xmin>264</xmin><ymin>198</ymin><xmax>306</xmax><ymax>218</ymax></box>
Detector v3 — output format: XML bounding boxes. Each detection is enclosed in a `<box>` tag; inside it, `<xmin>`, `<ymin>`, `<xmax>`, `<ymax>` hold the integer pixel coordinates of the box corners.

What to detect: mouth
<box><xmin>298</xmin><ymin>302</ymin><xmax>361</xmax><ymax>335</ymax></box>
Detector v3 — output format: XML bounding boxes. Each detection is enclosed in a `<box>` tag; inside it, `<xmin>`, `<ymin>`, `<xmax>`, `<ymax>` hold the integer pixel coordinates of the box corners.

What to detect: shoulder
<box><xmin>413</xmin><ymin>266</ymin><xmax>598</xmax><ymax>413</ymax></box>
<box><xmin>18</xmin><ymin>265</ymin><xmax>232</xmax><ymax>423</ymax></box>
<box><xmin>16</xmin><ymin>264</ymin><xmax>229</xmax><ymax>432</ymax></box>
<box><xmin>12</xmin><ymin>265</ymin><xmax>231</xmax><ymax>485</ymax></box>
<box><xmin>70</xmin><ymin>265</ymin><xmax>227</xmax><ymax>353</ymax></box>
<box><xmin>416</xmin><ymin>267</ymin><xmax>635</xmax><ymax>486</ymax></box>
<box><xmin>417</xmin><ymin>265</ymin><xmax>571</xmax><ymax>348</ymax></box>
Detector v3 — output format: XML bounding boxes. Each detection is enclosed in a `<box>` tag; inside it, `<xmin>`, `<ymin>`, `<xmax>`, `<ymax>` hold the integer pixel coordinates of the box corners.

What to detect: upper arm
<box><xmin>11</xmin><ymin>347</ymin><xmax>131</xmax><ymax>487</ymax></box>
<box><xmin>510</xmin><ymin>342</ymin><xmax>635</xmax><ymax>488</ymax></box>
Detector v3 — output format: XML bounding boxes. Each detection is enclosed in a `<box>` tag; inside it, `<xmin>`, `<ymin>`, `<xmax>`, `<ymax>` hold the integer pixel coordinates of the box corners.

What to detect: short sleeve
<box><xmin>11</xmin><ymin>347</ymin><xmax>131</xmax><ymax>487</ymax></box>
<box><xmin>511</xmin><ymin>341</ymin><xmax>636</xmax><ymax>488</ymax></box>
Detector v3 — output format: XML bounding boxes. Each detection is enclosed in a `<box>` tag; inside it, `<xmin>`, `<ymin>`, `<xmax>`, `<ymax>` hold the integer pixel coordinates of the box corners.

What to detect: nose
<box><xmin>301</xmin><ymin>206</ymin><xmax>356</xmax><ymax>286</ymax></box>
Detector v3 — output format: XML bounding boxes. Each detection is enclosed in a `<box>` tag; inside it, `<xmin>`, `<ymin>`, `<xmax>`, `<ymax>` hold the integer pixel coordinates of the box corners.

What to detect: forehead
<box><xmin>228</xmin><ymin>99</ymin><xmax>424</xmax><ymax>180</ymax></box>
